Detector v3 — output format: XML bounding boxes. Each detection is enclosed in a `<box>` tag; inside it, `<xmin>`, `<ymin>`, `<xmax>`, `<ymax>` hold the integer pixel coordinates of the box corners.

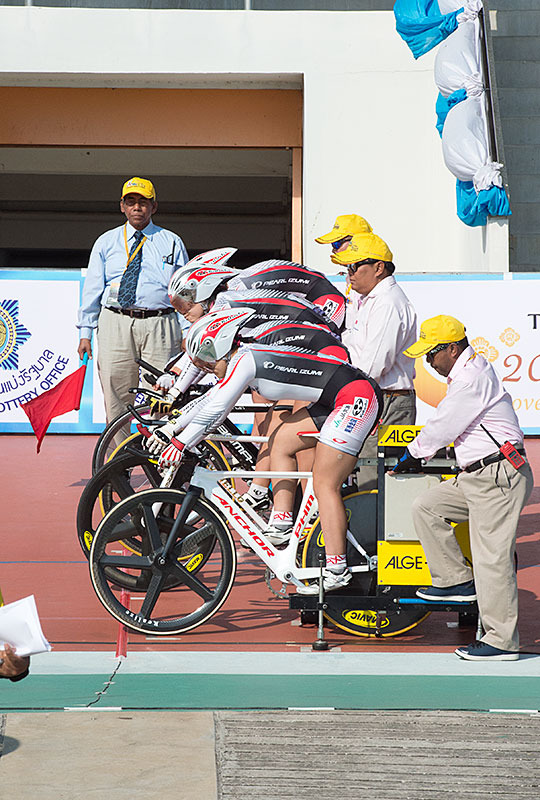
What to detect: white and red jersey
<box><xmin>227</xmin><ymin>260</ymin><xmax>346</xmax><ymax>333</ymax></box>
<box><xmin>171</xmin><ymin>288</ymin><xmax>344</xmax><ymax>395</ymax></box>
<box><xmin>245</xmin><ymin>319</ymin><xmax>348</xmax><ymax>362</ymax></box>
<box><xmin>212</xmin><ymin>289</ymin><xmax>336</xmax><ymax>332</ymax></box>
<box><xmin>173</xmin><ymin>342</ymin><xmax>382</xmax><ymax>456</ymax></box>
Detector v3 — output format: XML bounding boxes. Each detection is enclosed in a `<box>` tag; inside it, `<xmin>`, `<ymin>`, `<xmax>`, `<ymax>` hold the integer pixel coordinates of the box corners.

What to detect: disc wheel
<box><xmin>78</xmin><ymin>442</ymin><xmax>232</xmax><ymax>562</ymax></box>
<box><xmin>77</xmin><ymin>451</ymin><xmax>189</xmax><ymax>559</ymax></box>
<box><xmin>302</xmin><ymin>490</ymin><xmax>430</xmax><ymax>637</ymax></box>
<box><xmin>89</xmin><ymin>488</ymin><xmax>237</xmax><ymax>635</ymax></box>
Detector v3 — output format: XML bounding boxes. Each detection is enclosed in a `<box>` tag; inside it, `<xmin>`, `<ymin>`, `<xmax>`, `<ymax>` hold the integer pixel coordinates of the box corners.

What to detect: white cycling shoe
<box><xmin>265</xmin><ymin>526</ymin><xmax>292</xmax><ymax>546</ymax></box>
<box><xmin>297</xmin><ymin>568</ymin><xmax>352</xmax><ymax>595</ymax></box>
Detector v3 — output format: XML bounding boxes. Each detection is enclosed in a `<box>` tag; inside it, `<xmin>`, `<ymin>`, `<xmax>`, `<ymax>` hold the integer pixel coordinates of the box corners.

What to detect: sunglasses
<box><xmin>331</xmin><ymin>237</ymin><xmax>352</xmax><ymax>251</ymax></box>
<box><xmin>346</xmin><ymin>258</ymin><xmax>377</xmax><ymax>274</ymax></box>
<box><xmin>426</xmin><ymin>343</ymin><xmax>451</xmax><ymax>362</ymax></box>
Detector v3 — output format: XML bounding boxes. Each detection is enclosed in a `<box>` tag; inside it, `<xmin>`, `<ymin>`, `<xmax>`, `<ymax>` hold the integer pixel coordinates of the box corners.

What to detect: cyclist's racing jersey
<box><xmin>171</xmin><ymin>289</ymin><xmax>344</xmax><ymax>395</ymax></box>
<box><xmin>173</xmin><ymin>342</ymin><xmax>382</xmax><ymax>457</ymax></box>
<box><xmin>227</xmin><ymin>260</ymin><xmax>346</xmax><ymax>333</ymax></box>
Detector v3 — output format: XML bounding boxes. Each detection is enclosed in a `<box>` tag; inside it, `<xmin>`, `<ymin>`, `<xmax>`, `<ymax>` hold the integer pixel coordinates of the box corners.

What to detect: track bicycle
<box><xmin>88</xmin><ymin>448</ymin><xmax>431</xmax><ymax>636</ymax></box>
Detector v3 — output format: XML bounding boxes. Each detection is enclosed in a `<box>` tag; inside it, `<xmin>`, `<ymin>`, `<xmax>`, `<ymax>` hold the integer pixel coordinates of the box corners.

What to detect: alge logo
<box><xmin>385</xmin><ymin>555</ymin><xmax>425</xmax><ymax>569</ymax></box>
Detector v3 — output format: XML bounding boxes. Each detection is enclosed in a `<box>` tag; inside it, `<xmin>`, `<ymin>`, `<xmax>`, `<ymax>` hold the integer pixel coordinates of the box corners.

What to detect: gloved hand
<box><xmin>391</xmin><ymin>447</ymin><xmax>422</xmax><ymax>474</ymax></box>
<box><xmin>154</xmin><ymin>373</ymin><xmax>175</xmax><ymax>394</ymax></box>
<box><xmin>158</xmin><ymin>440</ymin><xmax>185</xmax><ymax>470</ymax></box>
<box><xmin>146</xmin><ymin>421</ymin><xmax>178</xmax><ymax>455</ymax></box>
<box><xmin>166</xmin><ymin>382</ymin><xmax>183</xmax><ymax>402</ymax></box>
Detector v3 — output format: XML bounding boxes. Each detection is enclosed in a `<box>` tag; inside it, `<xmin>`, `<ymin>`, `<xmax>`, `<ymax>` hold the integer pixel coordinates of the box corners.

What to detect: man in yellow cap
<box><xmin>77</xmin><ymin>177</ymin><xmax>188</xmax><ymax>428</ymax></box>
<box><xmin>393</xmin><ymin>315</ymin><xmax>533</xmax><ymax>661</ymax></box>
<box><xmin>331</xmin><ymin>232</ymin><xmax>417</xmax><ymax>489</ymax></box>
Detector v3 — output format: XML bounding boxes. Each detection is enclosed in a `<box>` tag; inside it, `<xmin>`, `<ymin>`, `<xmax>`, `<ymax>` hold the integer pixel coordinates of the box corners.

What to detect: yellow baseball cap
<box><xmin>330</xmin><ymin>232</ymin><xmax>393</xmax><ymax>265</ymax></box>
<box><xmin>404</xmin><ymin>315</ymin><xmax>466</xmax><ymax>358</ymax></box>
<box><xmin>315</xmin><ymin>214</ymin><xmax>372</xmax><ymax>244</ymax></box>
<box><xmin>121</xmin><ymin>177</ymin><xmax>156</xmax><ymax>200</ymax></box>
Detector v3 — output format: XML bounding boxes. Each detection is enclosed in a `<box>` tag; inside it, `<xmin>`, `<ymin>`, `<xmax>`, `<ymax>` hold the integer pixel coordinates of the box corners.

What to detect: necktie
<box><xmin>118</xmin><ymin>230</ymin><xmax>145</xmax><ymax>308</ymax></box>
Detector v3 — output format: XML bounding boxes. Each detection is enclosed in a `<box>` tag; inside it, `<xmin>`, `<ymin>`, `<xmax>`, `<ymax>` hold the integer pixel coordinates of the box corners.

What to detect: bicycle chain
<box><xmin>264</xmin><ymin>568</ymin><xmax>288</xmax><ymax>599</ymax></box>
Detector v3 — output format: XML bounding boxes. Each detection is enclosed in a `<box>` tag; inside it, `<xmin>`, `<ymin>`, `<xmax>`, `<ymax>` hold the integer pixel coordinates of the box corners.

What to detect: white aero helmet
<box><xmin>168</xmin><ymin>247</ymin><xmax>239</xmax><ymax>303</ymax></box>
<box><xmin>185</xmin><ymin>307</ymin><xmax>255</xmax><ymax>364</ymax></box>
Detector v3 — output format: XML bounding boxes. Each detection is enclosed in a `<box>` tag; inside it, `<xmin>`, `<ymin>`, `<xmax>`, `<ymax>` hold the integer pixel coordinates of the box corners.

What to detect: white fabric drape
<box><xmin>434</xmin><ymin>17</ymin><xmax>482</xmax><ymax>97</ymax></box>
<box><xmin>441</xmin><ymin>94</ymin><xmax>501</xmax><ymax>191</ymax></box>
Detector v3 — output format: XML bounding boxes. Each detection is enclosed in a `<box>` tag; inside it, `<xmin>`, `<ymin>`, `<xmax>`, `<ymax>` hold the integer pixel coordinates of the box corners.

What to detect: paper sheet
<box><xmin>0</xmin><ymin>595</ymin><xmax>52</xmax><ymax>657</ymax></box>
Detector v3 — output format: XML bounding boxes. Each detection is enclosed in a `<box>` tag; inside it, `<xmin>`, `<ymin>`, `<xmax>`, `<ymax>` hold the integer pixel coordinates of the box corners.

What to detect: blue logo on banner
<box><xmin>0</xmin><ymin>300</ymin><xmax>31</xmax><ymax>370</ymax></box>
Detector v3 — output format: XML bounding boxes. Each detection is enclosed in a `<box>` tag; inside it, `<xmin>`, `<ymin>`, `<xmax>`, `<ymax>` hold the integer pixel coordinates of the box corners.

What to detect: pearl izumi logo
<box><xmin>0</xmin><ymin>300</ymin><xmax>31</xmax><ymax>370</ymax></box>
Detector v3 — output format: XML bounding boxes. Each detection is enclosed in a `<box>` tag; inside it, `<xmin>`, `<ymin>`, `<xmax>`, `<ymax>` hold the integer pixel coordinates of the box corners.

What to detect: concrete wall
<box><xmin>491</xmin><ymin>1</ymin><xmax>540</xmax><ymax>271</ymax></box>
<box><xmin>0</xmin><ymin>8</ymin><xmax>509</xmax><ymax>273</ymax></box>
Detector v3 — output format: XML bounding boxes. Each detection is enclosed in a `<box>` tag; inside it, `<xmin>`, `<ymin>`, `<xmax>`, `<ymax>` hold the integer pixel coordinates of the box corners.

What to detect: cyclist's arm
<box><xmin>176</xmin><ymin>350</ymin><xmax>255</xmax><ymax>449</ymax></box>
<box><xmin>168</xmin><ymin>353</ymin><xmax>205</xmax><ymax>398</ymax></box>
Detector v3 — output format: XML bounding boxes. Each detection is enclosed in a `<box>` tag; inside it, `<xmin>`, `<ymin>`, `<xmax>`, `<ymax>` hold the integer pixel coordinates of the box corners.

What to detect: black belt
<box><xmin>383</xmin><ymin>389</ymin><xmax>415</xmax><ymax>396</ymax></box>
<box><xmin>463</xmin><ymin>448</ymin><xmax>525</xmax><ymax>473</ymax></box>
<box><xmin>106</xmin><ymin>306</ymin><xmax>175</xmax><ymax>320</ymax></box>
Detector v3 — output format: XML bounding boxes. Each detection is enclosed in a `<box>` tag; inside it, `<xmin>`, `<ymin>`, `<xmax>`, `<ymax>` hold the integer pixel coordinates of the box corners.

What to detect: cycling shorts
<box><xmin>313</xmin><ymin>379</ymin><xmax>380</xmax><ymax>456</ymax></box>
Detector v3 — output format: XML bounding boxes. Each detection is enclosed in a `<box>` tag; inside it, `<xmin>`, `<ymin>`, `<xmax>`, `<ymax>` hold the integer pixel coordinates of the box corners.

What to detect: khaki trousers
<box><xmin>411</xmin><ymin>459</ymin><xmax>533</xmax><ymax>651</ymax></box>
<box><xmin>96</xmin><ymin>307</ymin><xmax>182</xmax><ymax>426</ymax></box>
<box><xmin>355</xmin><ymin>391</ymin><xmax>416</xmax><ymax>491</ymax></box>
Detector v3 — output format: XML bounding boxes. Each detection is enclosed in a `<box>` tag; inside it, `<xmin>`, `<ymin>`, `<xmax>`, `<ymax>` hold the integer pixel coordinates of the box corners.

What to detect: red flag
<box><xmin>21</xmin><ymin>361</ymin><xmax>87</xmax><ymax>452</ymax></box>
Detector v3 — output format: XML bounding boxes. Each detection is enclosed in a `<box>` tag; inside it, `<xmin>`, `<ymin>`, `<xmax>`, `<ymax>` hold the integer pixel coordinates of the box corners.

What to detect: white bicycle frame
<box><xmin>189</xmin><ymin>464</ymin><xmax>374</xmax><ymax>588</ymax></box>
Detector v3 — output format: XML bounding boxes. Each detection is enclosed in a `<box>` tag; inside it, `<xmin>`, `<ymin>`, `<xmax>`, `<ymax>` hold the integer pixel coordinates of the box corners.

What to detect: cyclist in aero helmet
<box><xmin>167</xmin><ymin>247</ymin><xmax>346</xmax><ymax>334</ymax></box>
<box><xmin>146</xmin><ymin>308</ymin><xmax>382</xmax><ymax>594</ymax></box>
<box><xmin>160</xmin><ymin>249</ymin><xmax>348</xmax><ymax>509</ymax></box>
<box><xmin>160</xmin><ymin>247</ymin><xmax>344</xmax><ymax>400</ymax></box>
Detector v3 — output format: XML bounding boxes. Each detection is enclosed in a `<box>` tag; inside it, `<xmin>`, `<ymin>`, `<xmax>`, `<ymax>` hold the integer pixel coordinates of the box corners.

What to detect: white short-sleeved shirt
<box><xmin>342</xmin><ymin>276</ymin><xmax>417</xmax><ymax>390</ymax></box>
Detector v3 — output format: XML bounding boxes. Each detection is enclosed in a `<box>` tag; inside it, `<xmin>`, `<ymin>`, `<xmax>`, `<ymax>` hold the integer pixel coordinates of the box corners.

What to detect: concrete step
<box><xmin>216</xmin><ymin>710</ymin><xmax>540</xmax><ymax>800</ymax></box>
<box><xmin>507</xmin><ymin>263</ymin><xmax>539</xmax><ymax>273</ymax></box>
<box><xmin>500</xmin><ymin>116</ymin><xmax>540</xmax><ymax>146</ymax></box>
<box><xmin>505</xmin><ymin>174</ymin><xmax>540</xmax><ymax>203</ymax></box>
<box><xmin>254</xmin><ymin>0</ymin><xmax>394</xmax><ymax>7</ymax></box>
<box><xmin>504</xmin><ymin>202</ymin><xmax>540</xmax><ymax>233</ymax></box>
<box><xmin>506</xmin><ymin>145</ymin><xmax>540</xmax><ymax>174</ymax></box>
<box><xmin>498</xmin><ymin>88</ymin><xmax>540</xmax><ymax>118</ymax></box>
<box><xmin>508</xmin><ymin>233</ymin><xmax>540</xmax><ymax>266</ymax></box>
<box><xmin>490</xmin><ymin>0</ymin><xmax>540</xmax><ymax>10</ymax></box>
<box><xmin>492</xmin><ymin>60</ymin><xmax>540</xmax><ymax>88</ymax></box>
<box><xmin>493</xmin><ymin>36</ymin><xmax>540</xmax><ymax>61</ymax></box>
<box><xmin>491</xmin><ymin>9</ymin><xmax>540</xmax><ymax>37</ymax></box>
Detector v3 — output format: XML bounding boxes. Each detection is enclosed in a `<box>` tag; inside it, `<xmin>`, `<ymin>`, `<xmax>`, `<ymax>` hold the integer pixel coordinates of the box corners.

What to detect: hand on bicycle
<box><xmin>146</xmin><ymin>421</ymin><xmax>178</xmax><ymax>455</ymax></box>
<box><xmin>158</xmin><ymin>440</ymin><xmax>185</xmax><ymax>470</ymax></box>
<box><xmin>154</xmin><ymin>373</ymin><xmax>175</xmax><ymax>394</ymax></box>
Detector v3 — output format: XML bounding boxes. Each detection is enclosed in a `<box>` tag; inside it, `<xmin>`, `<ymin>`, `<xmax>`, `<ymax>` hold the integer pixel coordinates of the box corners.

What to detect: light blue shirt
<box><xmin>77</xmin><ymin>220</ymin><xmax>188</xmax><ymax>339</ymax></box>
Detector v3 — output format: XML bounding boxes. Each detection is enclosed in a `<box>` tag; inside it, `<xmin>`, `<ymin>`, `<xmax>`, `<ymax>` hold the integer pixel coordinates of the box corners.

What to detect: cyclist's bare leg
<box><xmin>251</xmin><ymin>392</ymin><xmax>293</xmax><ymax>489</ymax></box>
<box><xmin>291</xmin><ymin>400</ymin><xmax>314</xmax><ymax>489</ymax></box>
<box><xmin>269</xmin><ymin>408</ymin><xmax>318</xmax><ymax>514</ymax></box>
<box><xmin>312</xmin><ymin>444</ymin><xmax>358</xmax><ymax>556</ymax></box>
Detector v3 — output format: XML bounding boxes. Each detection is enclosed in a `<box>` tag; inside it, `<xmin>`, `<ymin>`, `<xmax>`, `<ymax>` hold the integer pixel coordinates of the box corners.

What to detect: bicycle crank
<box><xmin>264</xmin><ymin>568</ymin><xmax>288</xmax><ymax>599</ymax></box>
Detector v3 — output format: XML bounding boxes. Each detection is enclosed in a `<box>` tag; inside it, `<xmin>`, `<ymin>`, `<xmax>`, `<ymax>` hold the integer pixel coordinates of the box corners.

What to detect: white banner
<box><xmin>0</xmin><ymin>272</ymin><xmax>85</xmax><ymax>431</ymax></box>
<box><xmin>400</xmin><ymin>276</ymin><xmax>540</xmax><ymax>433</ymax></box>
<box><xmin>2</xmin><ymin>271</ymin><xmax>540</xmax><ymax>435</ymax></box>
